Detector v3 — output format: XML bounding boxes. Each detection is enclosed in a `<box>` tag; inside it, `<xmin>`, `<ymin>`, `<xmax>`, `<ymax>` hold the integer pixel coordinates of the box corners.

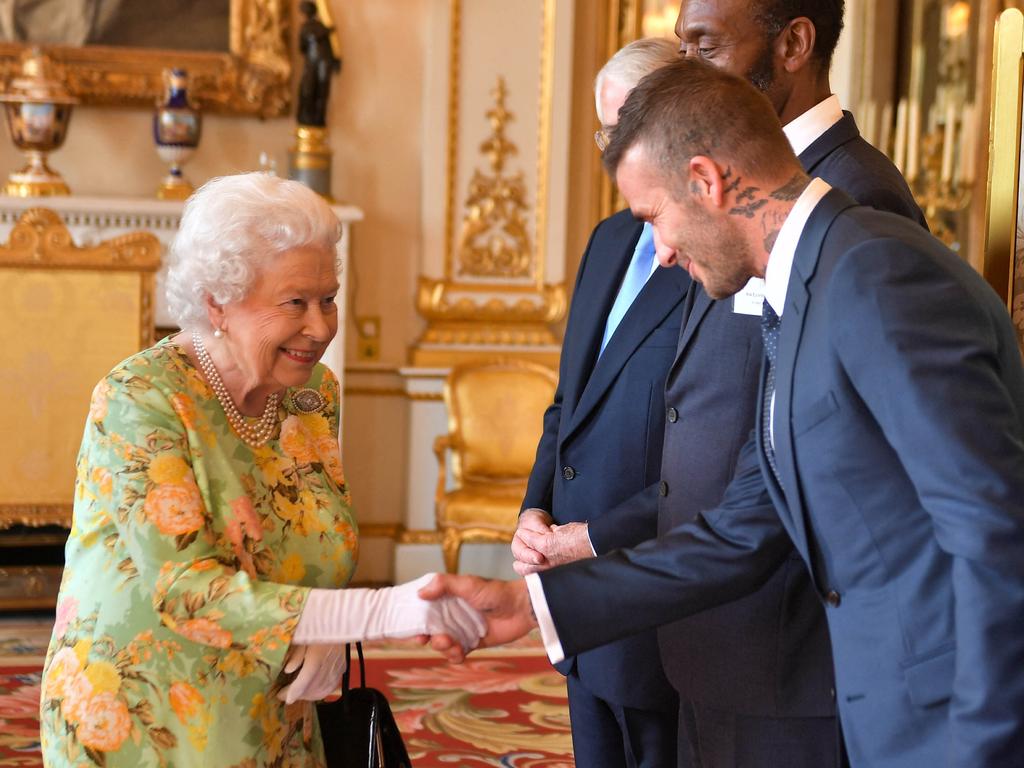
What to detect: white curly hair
<box><xmin>165</xmin><ymin>172</ymin><xmax>342</xmax><ymax>331</ymax></box>
<box><xmin>594</xmin><ymin>37</ymin><xmax>679</xmax><ymax>124</ymax></box>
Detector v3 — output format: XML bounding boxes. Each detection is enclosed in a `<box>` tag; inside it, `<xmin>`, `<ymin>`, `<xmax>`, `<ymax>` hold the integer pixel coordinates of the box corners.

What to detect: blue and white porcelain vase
<box><xmin>153</xmin><ymin>68</ymin><xmax>201</xmax><ymax>200</ymax></box>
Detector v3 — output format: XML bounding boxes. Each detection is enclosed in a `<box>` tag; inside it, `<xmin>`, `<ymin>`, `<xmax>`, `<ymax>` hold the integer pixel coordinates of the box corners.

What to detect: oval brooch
<box><xmin>291</xmin><ymin>388</ymin><xmax>326</xmax><ymax>414</ymax></box>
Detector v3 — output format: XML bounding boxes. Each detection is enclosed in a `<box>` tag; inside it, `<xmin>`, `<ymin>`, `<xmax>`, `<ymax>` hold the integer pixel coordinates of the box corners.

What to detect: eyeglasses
<box><xmin>594</xmin><ymin>126</ymin><xmax>610</xmax><ymax>152</ymax></box>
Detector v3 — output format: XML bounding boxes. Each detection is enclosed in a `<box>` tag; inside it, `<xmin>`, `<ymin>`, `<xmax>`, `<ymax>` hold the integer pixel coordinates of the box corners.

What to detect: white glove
<box><xmin>293</xmin><ymin>573</ymin><xmax>486</xmax><ymax>652</ymax></box>
<box><xmin>277</xmin><ymin>643</ymin><xmax>347</xmax><ymax>704</ymax></box>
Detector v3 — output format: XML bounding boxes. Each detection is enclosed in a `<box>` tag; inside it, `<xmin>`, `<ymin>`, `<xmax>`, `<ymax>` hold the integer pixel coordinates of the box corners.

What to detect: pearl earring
<box><xmin>213</xmin><ymin>328</ymin><xmax>223</xmax><ymax>338</ymax></box>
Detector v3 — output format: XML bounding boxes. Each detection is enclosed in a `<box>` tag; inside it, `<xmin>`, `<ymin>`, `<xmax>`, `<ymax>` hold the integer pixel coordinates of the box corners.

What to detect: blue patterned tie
<box><xmin>599</xmin><ymin>223</ymin><xmax>656</xmax><ymax>357</ymax></box>
<box><xmin>761</xmin><ymin>299</ymin><xmax>782</xmax><ymax>483</ymax></box>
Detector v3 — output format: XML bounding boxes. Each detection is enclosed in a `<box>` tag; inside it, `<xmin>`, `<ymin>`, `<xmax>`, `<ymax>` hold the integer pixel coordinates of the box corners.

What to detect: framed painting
<box><xmin>984</xmin><ymin>7</ymin><xmax>1024</xmax><ymax>353</ymax></box>
<box><xmin>0</xmin><ymin>0</ymin><xmax>292</xmax><ymax>117</ymax></box>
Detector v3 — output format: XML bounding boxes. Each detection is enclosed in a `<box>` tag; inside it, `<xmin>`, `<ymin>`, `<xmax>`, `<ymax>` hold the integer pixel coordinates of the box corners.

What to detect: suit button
<box><xmin>829</xmin><ymin>687</ymin><xmax>836</xmax><ymax>700</ymax></box>
<box><xmin>825</xmin><ymin>590</ymin><xmax>841</xmax><ymax>608</ymax></box>
<box><xmin>659</xmin><ymin>481</ymin><xmax>669</xmax><ymax>497</ymax></box>
<box><xmin>666</xmin><ymin>407</ymin><xmax>678</xmax><ymax>423</ymax></box>
<box><xmin>562</xmin><ymin>466</ymin><xmax>576</xmax><ymax>480</ymax></box>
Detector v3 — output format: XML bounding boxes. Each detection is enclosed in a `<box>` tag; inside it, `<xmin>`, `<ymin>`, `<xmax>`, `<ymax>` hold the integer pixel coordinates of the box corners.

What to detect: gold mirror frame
<box><xmin>983</xmin><ymin>7</ymin><xmax>1023</xmax><ymax>349</ymax></box>
<box><xmin>0</xmin><ymin>0</ymin><xmax>291</xmax><ymax>118</ymax></box>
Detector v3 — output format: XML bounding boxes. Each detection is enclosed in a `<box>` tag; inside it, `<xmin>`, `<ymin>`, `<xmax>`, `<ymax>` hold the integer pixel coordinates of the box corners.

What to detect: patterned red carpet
<box><xmin>0</xmin><ymin>619</ymin><xmax>573</xmax><ymax>767</ymax></box>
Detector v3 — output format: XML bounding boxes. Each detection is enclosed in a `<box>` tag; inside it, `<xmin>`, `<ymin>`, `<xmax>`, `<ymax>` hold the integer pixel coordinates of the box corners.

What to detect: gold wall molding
<box><xmin>0</xmin><ymin>504</ymin><xmax>72</xmax><ymax>529</ymax></box>
<box><xmin>408</xmin><ymin>391</ymin><xmax>444</xmax><ymax>401</ymax></box>
<box><xmin>455</xmin><ymin>77</ymin><xmax>532</xmax><ymax>279</ymax></box>
<box><xmin>357</xmin><ymin>522</ymin><xmax>404</xmax><ymax>539</ymax></box>
<box><xmin>344</xmin><ymin>387</ymin><xmax>407</xmax><ymax>398</ymax></box>
<box><xmin>0</xmin><ymin>0</ymin><xmax>291</xmax><ymax>117</ymax></box>
<box><xmin>349</xmin><ymin>523</ymin><xmax>444</xmax><ymax>544</ymax></box>
<box><xmin>412</xmin><ymin>0</ymin><xmax>566</xmax><ymax>368</ymax></box>
<box><xmin>398</xmin><ymin>529</ymin><xmax>445</xmax><ymax>545</ymax></box>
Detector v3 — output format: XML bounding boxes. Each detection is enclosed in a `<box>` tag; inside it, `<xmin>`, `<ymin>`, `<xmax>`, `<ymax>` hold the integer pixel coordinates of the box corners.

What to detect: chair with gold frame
<box><xmin>0</xmin><ymin>208</ymin><xmax>161</xmax><ymax>608</ymax></box>
<box><xmin>433</xmin><ymin>359</ymin><xmax>558</xmax><ymax>573</ymax></box>
<box><xmin>984</xmin><ymin>7</ymin><xmax>1024</xmax><ymax>354</ymax></box>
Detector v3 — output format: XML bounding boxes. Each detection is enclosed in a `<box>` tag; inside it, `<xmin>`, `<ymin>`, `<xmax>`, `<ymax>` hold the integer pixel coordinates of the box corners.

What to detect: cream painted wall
<box><xmin>0</xmin><ymin>1</ymin><xmax>430</xmax><ymax>581</ymax></box>
<box><xmin>0</xmin><ymin>0</ymin><xmax>427</xmax><ymax>370</ymax></box>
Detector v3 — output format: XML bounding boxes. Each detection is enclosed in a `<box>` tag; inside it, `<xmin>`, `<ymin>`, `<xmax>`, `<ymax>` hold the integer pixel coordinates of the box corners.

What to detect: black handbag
<box><xmin>316</xmin><ymin>642</ymin><xmax>413</xmax><ymax>768</ymax></box>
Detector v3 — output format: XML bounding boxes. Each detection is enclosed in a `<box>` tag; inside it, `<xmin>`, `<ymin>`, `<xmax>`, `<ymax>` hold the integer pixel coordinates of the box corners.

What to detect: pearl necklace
<box><xmin>192</xmin><ymin>331</ymin><xmax>280</xmax><ymax>447</ymax></box>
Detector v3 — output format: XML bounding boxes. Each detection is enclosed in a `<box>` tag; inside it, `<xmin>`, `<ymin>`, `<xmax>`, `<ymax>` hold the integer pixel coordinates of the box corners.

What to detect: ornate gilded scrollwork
<box><xmin>0</xmin><ymin>0</ymin><xmax>291</xmax><ymax>117</ymax></box>
<box><xmin>411</xmin><ymin>0</ymin><xmax>566</xmax><ymax>367</ymax></box>
<box><xmin>455</xmin><ymin>78</ymin><xmax>532</xmax><ymax>278</ymax></box>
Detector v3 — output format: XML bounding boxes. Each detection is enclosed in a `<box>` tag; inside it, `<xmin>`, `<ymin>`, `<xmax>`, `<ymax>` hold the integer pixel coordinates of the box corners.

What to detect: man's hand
<box><xmin>518</xmin><ymin>521</ymin><xmax>595</xmax><ymax>567</ymax></box>
<box><xmin>512</xmin><ymin>508</ymin><xmax>555</xmax><ymax>576</ymax></box>
<box><xmin>418</xmin><ymin>575</ymin><xmax>537</xmax><ymax>663</ymax></box>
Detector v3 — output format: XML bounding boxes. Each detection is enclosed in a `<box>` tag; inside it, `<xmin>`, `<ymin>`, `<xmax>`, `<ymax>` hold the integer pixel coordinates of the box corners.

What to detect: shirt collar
<box><xmin>783</xmin><ymin>94</ymin><xmax>843</xmax><ymax>157</ymax></box>
<box><xmin>763</xmin><ymin>178</ymin><xmax>832</xmax><ymax>316</ymax></box>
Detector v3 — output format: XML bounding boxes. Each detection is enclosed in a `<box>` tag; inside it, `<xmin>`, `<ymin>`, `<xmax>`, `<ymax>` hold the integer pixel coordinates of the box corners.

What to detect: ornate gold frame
<box><xmin>0</xmin><ymin>0</ymin><xmax>292</xmax><ymax>117</ymax></box>
<box><xmin>0</xmin><ymin>207</ymin><xmax>161</xmax><ymax>530</ymax></box>
<box><xmin>983</xmin><ymin>7</ymin><xmax>1022</xmax><ymax>307</ymax></box>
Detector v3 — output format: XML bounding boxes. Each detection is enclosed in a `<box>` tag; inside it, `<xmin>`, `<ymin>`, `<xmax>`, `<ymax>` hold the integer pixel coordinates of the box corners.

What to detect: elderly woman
<box><xmin>40</xmin><ymin>173</ymin><xmax>482</xmax><ymax>767</ymax></box>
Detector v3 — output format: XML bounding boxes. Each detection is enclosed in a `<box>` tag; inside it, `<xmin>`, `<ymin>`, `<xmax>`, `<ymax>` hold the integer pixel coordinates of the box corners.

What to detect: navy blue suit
<box><xmin>522</xmin><ymin>208</ymin><xmax>689</xmax><ymax>763</ymax></box>
<box><xmin>539</xmin><ymin>189</ymin><xmax>1024</xmax><ymax>767</ymax></box>
<box><xmin>588</xmin><ymin>111</ymin><xmax>923</xmax><ymax>767</ymax></box>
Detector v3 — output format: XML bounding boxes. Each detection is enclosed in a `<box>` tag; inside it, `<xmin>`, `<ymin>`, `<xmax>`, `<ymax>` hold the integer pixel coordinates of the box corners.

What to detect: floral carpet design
<box><xmin>0</xmin><ymin>619</ymin><xmax>573</xmax><ymax>767</ymax></box>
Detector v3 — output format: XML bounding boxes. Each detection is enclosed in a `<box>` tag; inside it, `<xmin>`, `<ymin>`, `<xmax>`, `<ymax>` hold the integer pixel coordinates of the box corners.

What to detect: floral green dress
<box><xmin>40</xmin><ymin>337</ymin><xmax>359</xmax><ymax>767</ymax></box>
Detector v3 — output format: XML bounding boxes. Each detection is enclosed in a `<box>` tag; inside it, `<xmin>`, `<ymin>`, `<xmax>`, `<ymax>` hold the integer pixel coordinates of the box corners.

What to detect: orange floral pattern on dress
<box><xmin>144</xmin><ymin>481</ymin><xmax>205</xmax><ymax>536</ymax></box>
<box><xmin>41</xmin><ymin>339</ymin><xmax>355</xmax><ymax>767</ymax></box>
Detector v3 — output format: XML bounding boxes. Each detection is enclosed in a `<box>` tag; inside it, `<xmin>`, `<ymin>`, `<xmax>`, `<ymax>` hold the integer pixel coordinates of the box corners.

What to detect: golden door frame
<box><xmin>983</xmin><ymin>7</ymin><xmax>1024</xmax><ymax>349</ymax></box>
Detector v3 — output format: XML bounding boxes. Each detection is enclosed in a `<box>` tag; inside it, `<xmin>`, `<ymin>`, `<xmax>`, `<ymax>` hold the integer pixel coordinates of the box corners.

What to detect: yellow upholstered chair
<box><xmin>0</xmin><ymin>208</ymin><xmax>160</xmax><ymax>606</ymax></box>
<box><xmin>433</xmin><ymin>359</ymin><xmax>558</xmax><ymax>573</ymax></box>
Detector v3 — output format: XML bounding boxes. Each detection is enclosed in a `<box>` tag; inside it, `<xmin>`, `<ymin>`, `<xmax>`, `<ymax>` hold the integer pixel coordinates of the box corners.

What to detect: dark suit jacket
<box><xmin>541</xmin><ymin>189</ymin><xmax>1024</xmax><ymax>766</ymax></box>
<box><xmin>802</xmin><ymin>112</ymin><xmax>927</xmax><ymax>230</ymax></box>
<box><xmin>522</xmin><ymin>208</ymin><xmax>689</xmax><ymax>709</ymax></box>
<box><xmin>588</xmin><ymin>111</ymin><xmax>925</xmax><ymax>717</ymax></box>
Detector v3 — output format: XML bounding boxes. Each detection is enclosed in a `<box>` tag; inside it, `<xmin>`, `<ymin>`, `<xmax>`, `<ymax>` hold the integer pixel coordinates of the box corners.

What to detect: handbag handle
<box><xmin>341</xmin><ymin>641</ymin><xmax>367</xmax><ymax>692</ymax></box>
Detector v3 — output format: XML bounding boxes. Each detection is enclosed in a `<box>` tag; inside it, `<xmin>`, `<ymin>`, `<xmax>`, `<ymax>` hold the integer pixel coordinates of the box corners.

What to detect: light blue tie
<box><xmin>599</xmin><ymin>223</ymin><xmax>656</xmax><ymax>356</ymax></box>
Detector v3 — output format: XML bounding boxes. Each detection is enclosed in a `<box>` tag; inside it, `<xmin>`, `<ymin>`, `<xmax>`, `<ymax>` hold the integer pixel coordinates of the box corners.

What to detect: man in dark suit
<box><xmin>514</xmin><ymin>37</ymin><xmax>685</xmax><ymax>767</ymax></box>
<box><xmin>515</xmin><ymin>2</ymin><xmax>924</xmax><ymax>766</ymax></box>
<box><xmin>422</xmin><ymin>59</ymin><xmax>1024</xmax><ymax>767</ymax></box>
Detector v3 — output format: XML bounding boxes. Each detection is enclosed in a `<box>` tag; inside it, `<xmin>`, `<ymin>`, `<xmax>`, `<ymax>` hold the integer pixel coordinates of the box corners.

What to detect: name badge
<box><xmin>733</xmin><ymin>278</ymin><xmax>765</xmax><ymax>316</ymax></box>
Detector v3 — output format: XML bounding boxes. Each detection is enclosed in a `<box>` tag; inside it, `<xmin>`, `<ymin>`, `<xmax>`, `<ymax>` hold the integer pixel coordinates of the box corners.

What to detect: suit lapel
<box><xmin>561</xmin><ymin>217</ymin><xmax>642</xmax><ymax>419</ymax></box>
<box><xmin>798</xmin><ymin>112</ymin><xmax>859</xmax><ymax>176</ymax></box>
<box><xmin>672</xmin><ymin>282</ymin><xmax>714</xmax><ymax>364</ymax></box>
<box><xmin>563</xmin><ymin>265</ymin><xmax>689</xmax><ymax>444</ymax></box>
<box><xmin>770</xmin><ymin>188</ymin><xmax>858</xmax><ymax>568</ymax></box>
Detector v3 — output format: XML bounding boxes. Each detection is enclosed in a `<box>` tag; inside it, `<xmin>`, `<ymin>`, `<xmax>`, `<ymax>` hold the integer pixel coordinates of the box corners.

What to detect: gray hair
<box><xmin>165</xmin><ymin>173</ymin><xmax>342</xmax><ymax>331</ymax></box>
<box><xmin>594</xmin><ymin>37</ymin><xmax>679</xmax><ymax>124</ymax></box>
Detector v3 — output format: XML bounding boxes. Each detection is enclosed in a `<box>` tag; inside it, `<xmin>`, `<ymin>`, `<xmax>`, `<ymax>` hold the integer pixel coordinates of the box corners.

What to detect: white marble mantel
<box><xmin>0</xmin><ymin>194</ymin><xmax>363</xmax><ymax>391</ymax></box>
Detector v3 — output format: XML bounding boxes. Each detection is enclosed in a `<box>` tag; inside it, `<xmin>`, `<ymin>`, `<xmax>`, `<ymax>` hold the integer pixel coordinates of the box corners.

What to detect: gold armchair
<box><xmin>433</xmin><ymin>359</ymin><xmax>558</xmax><ymax>573</ymax></box>
<box><xmin>0</xmin><ymin>208</ymin><xmax>160</xmax><ymax>607</ymax></box>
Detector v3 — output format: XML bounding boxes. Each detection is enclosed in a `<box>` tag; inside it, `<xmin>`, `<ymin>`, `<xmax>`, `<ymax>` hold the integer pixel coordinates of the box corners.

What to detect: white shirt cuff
<box><xmin>524</xmin><ymin>573</ymin><xmax>566</xmax><ymax>664</ymax></box>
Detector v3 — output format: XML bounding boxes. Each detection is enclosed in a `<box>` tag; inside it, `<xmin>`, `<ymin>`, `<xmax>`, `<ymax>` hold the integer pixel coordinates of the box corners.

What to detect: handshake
<box><xmin>280</xmin><ymin>508</ymin><xmax>595</xmax><ymax>704</ymax></box>
<box><xmin>279</xmin><ymin>572</ymin><xmax>536</xmax><ymax>703</ymax></box>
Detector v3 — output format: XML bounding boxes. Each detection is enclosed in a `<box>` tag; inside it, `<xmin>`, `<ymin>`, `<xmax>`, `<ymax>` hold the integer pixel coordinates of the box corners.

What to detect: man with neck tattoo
<box><xmin>511</xmin><ymin>2</ymin><xmax>924</xmax><ymax>766</ymax></box>
<box><xmin>422</xmin><ymin>58</ymin><xmax>1024</xmax><ymax>768</ymax></box>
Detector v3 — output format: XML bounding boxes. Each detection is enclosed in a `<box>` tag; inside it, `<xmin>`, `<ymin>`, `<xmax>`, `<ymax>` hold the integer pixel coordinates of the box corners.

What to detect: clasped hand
<box><xmin>511</xmin><ymin>508</ymin><xmax>594</xmax><ymax>575</ymax></box>
<box><xmin>278</xmin><ymin>573</ymin><xmax>486</xmax><ymax>703</ymax></box>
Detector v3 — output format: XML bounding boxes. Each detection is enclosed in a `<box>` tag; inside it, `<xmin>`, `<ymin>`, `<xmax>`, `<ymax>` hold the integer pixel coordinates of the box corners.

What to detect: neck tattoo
<box><xmin>192</xmin><ymin>331</ymin><xmax>280</xmax><ymax>447</ymax></box>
